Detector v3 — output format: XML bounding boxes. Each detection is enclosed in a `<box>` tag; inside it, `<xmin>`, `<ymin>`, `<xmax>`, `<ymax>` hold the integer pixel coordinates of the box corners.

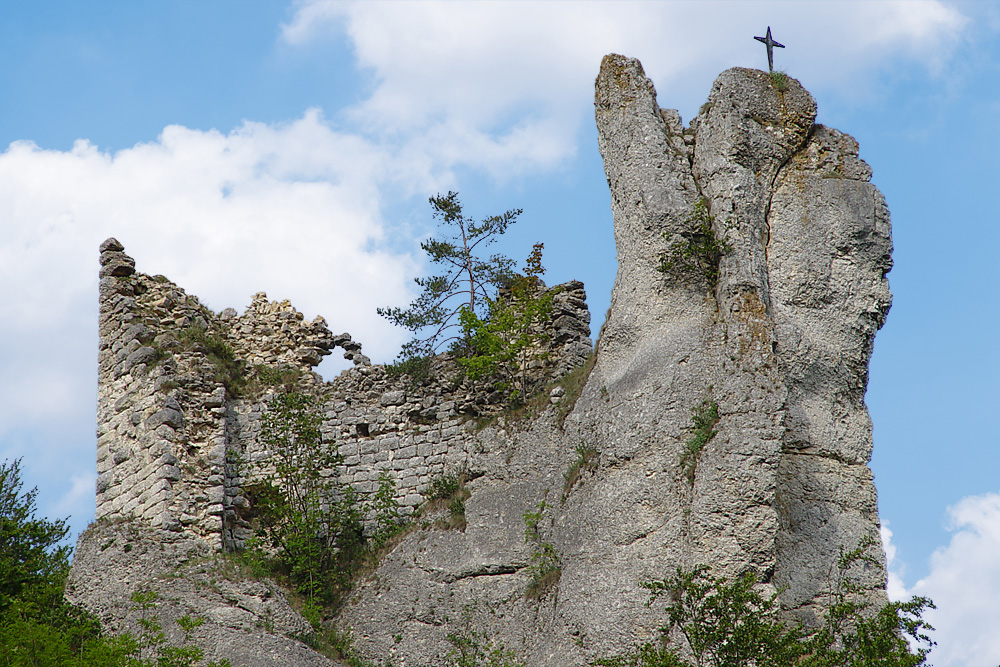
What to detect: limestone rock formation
<box><xmin>69</xmin><ymin>55</ymin><xmax>893</xmax><ymax>667</ymax></box>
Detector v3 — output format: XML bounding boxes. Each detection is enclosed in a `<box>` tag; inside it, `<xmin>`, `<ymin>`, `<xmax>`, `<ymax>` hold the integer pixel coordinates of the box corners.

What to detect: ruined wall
<box><xmin>94</xmin><ymin>239</ymin><xmax>592</xmax><ymax>551</ymax></box>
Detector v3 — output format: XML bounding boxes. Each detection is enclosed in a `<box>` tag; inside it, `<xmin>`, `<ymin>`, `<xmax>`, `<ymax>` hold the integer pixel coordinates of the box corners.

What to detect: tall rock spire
<box><xmin>593</xmin><ymin>54</ymin><xmax>892</xmax><ymax>624</ymax></box>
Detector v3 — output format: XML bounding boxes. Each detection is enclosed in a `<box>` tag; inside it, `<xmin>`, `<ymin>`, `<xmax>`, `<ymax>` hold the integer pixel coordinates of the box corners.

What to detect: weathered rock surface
<box><xmin>338</xmin><ymin>57</ymin><xmax>892</xmax><ymax>663</ymax></box>
<box><xmin>67</xmin><ymin>521</ymin><xmax>335</xmax><ymax>667</ymax></box>
<box><xmin>70</xmin><ymin>55</ymin><xmax>892</xmax><ymax>666</ymax></box>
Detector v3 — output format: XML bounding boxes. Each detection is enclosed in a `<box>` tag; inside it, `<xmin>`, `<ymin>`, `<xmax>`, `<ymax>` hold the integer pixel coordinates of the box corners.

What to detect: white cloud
<box><xmin>2</xmin><ymin>0</ymin><xmax>973</xmax><ymax>562</ymax></box>
<box><xmin>0</xmin><ymin>109</ymin><xmax>422</xmax><ymax>455</ymax></box>
<box><xmin>880</xmin><ymin>522</ymin><xmax>910</xmax><ymax>602</ymax></box>
<box><xmin>283</xmin><ymin>0</ymin><xmax>967</xmax><ymax>172</ymax></box>
<box><xmin>884</xmin><ymin>493</ymin><xmax>1000</xmax><ymax>667</ymax></box>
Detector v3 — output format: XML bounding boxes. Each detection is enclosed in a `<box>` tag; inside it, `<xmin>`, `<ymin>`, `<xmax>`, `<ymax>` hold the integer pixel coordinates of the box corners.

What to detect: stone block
<box><xmin>160</xmin><ymin>465</ymin><xmax>182</xmax><ymax>481</ymax></box>
<box><xmin>145</xmin><ymin>407</ymin><xmax>183</xmax><ymax>430</ymax></box>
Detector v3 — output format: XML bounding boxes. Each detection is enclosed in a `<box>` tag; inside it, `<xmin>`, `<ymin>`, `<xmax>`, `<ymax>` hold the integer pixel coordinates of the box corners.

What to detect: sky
<box><xmin>0</xmin><ymin>1</ymin><xmax>997</xmax><ymax>663</ymax></box>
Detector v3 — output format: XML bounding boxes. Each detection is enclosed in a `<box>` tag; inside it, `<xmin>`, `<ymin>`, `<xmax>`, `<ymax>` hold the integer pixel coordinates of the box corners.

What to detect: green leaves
<box><xmin>0</xmin><ymin>458</ymin><xmax>232</xmax><ymax>666</ymax></box>
<box><xmin>443</xmin><ymin>627</ymin><xmax>527</xmax><ymax>667</ymax></box>
<box><xmin>640</xmin><ymin>567</ymin><xmax>804</xmax><ymax>667</ymax></box>
<box><xmin>658</xmin><ymin>199</ymin><xmax>732</xmax><ymax>289</ymax></box>
<box><xmin>379</xmin><ymin>191</ymin><xmax>521</xmax><ymax>362</ymax></box>
<box><xmin>679</xmin><ymin>399</ymin><xmax>720</xmax><ymax>485</ymax></box>
<box><xmin>522</xmin><ymin>500</ymin><xmax>561</xmax><ymax>599</ymax></box>
<box><xmin>0</xmin><ymin>459</ymin><xmax>71</xmax><ymax>617</ymax></box>
<box><xmin>458</xmin><ymin>244</ymin><xmax>556</xmax><ymax>401</ymax></box>
<box><xmin>596</xmin><ymin>542</ymin><xmax>935</xmax><ymax>667</ymax></box>
<box><xmin>244</xmin><ymin>391</ymin><xmax>404</xmax><ymax>609</ymax></box>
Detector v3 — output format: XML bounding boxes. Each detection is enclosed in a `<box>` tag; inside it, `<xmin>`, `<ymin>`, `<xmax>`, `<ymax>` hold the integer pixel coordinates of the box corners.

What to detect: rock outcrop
<box><xmin>70</xmin><ymin>56</ymin><xmax>893</xmax><ymax>666</ymax></box>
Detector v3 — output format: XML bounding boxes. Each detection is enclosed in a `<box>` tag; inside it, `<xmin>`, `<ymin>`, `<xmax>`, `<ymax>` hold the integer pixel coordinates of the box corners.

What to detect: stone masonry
<box><xmin>95</xmin><ymin>238</ymin><xmax>592</xmax><ymax>550</ymax></box>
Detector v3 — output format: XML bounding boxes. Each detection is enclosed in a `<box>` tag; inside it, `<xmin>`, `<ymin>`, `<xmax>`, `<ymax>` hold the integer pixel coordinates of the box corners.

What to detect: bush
<box><xmin>176</xmin><ymin>324</ymin><xmax>246</xmax><ymax>395</ymax></box>
<box><xmin>563</xmin><ymin>444</ymin><xmax>600</xmax><ymax>500</ymax></box>
<box><xmin>0</xmin><ymin>458</ymin><xmax>231</xmax><ymax>666</ymax></box>
<box><xmin>244</xmin><ymin>391</ymin><xmax>365</xmax><ymax>605</ymax></box>
<box><xmin>424</xmin><ymin>473</ymin><xmax>471</xmax><ymax>530</ymax></box>
<box><xmin>595</xmin><ymin>541</ymin><xmax>935</xmax><ymax>667</ymax></box>
<box><xmin>658</xmin><ymin>199</ymin><xmax>731</xmax><ymax>289</ymax></box>
<box><xmin>243</xmin><ymin>391</ymin><xmax>404</xmax><ymax>609</ymax></box>
<box><xmin>459</xmin><ymin>244</ymin><xmax>557</xmax><ymax>403</ymax></box>
<box><xmin>522</xmin><ymin>501</ymin><xmax>561</xmax><ymax>599</ymax></box>
<box><xmin>679</xmin><ymin>399</ymin><xmax>720</xmax><ymax>485</ymax></box>
<box><xmin>442</xmin><ymin>626</ymin><xmax>527</xmax><ymax>667</ymax></box>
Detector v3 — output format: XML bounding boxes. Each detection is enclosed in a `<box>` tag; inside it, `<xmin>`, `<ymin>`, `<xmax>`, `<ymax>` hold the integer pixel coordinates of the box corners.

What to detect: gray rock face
<box><xmin>336</xmin><ymin>56</ymin><xmax>892</xmax><ymax>664</ymax></box>
<box><xmin>66</xmin><ymin>521</ymin><xmax>335</xmax><ymax>667</ymax></box>
<box><xmin>70</xmin><ymin>55</ymin><xmax>892</xmax><ymax>666</ymax></box>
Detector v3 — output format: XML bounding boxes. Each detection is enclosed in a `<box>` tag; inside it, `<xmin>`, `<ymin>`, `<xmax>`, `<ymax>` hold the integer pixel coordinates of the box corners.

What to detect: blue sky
<box><xmin>1</xmin><ymin>2</ymin><xmax>997</xmax><ymax>663</ymax></box>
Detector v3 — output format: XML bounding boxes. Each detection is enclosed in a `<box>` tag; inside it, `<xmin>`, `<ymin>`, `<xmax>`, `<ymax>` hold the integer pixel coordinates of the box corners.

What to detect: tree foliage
<box><xmin>658</xmin><ymin>199</ymin><xmax>732</xmax><ymax>289</ymax></box>
<box><xmin>378</xmin><ymin>191</ymin><xmax>521</xmax><ymax>360</ymax></box>
<box><xmin>595</xmin><ymin>541</ymin><xmax>935</xmax><ymax>667</ymax></box>
<box><xmin>0</xmin><ymin>458</ymin><xmax>230</xmax><ymax>666</ymax></box>
<box><xmin>0</xmin><ymin>459</ymin><xmax>72</xmax><ymax>616</ymax></box>
<box><xmin>243</xmin><ymin>391</ymin><xmax>404</xmax><ymax>608</ymax></box>
<box><xmin>458</xmin><ymin>243</ymin><xmax>557</xmax><ymax>400</ymax></box>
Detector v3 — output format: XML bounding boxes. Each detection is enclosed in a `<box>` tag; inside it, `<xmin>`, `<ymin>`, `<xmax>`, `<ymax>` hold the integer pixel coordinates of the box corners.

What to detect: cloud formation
<box><xmin>912</xmin><ymin>492</ymin><xmax>1000</xmax><ymax>666</ymax></box>
<box><xmin>1</xmin><ymin>0</ymin><xmax>972</xmax><ymax>570</ymax></box>
<box><xmin>283</xmin><ymin>0</ymin><xmax>966</xmax><ymax>175</ymax></box>
<box><xmin>883</xmin><ymin>492</ymin><xmax>1000</xmax><ymax>666</ymax></box>
<box><xmin>0</xmin><ymin>110</ymin><xmax>419</xmax><ymax>532</ymax></box>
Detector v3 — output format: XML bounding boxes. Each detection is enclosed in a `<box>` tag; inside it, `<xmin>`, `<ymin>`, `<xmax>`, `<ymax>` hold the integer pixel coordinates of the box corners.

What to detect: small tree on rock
<box><xmin>459</xmin><ymin>243</ymin><xmax>557</xmax><ymax>401</ymax></box>
<box><xmin>378</xmin><ymin>191</ymin><xmax>521</xmax><ymax>362</ymax></box>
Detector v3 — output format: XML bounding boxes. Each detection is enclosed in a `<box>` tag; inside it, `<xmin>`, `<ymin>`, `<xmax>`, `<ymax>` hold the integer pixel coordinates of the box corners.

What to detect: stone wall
<box><xmin>94</xmin><ymin>239</ymin><xmax>592</xmax><ymax>550</ymax></box>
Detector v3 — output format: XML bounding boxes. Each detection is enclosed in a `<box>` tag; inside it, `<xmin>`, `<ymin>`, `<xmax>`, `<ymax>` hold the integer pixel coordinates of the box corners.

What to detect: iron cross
<box><xmin>754</xmin><ymin>26</ymin><xmax>784</xmax><ymax>72</ymax></box>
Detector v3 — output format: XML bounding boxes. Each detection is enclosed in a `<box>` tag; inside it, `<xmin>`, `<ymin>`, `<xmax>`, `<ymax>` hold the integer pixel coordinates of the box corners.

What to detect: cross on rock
<box><xmin>754</xmin><ymin>26</ymin><xmax>784</xmax><ymax>72</ymax></box>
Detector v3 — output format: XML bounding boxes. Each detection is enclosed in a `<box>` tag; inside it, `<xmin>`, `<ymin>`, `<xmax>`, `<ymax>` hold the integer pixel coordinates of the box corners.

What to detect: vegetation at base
<box><xmin>594</xmin><ymin>540</ymin><xmax>934</xmax><ymax>667</ymax></box>
<box><xmin>378</xmin><ymin>191</ymin><xmax>522</xmax><ymax>362</ymax></box>
<box><xmin>424</xmin><ymin>473</ymin><xmax>471</xmax><ymax>530</ymax></box>
<box><xmin>658</xmin><ymin>199</ymin><xmax>732</xmax><ymax>289</ymax></box>
<box><xmin>290</xmin><ymin>625</ymin><xmax>379</xmax><ymax>667</ymax></box>
<box><xmin>240</xmin><ymin>391</ymin><xmax>406</xmax><ymax>612</ymax></box>
<box><xmin>128</xmin><ymin>590</ymin><xmax>231</xmax><ymax>667</ymax></box>
<box><xmin>442</xmin><ymin>626</ymin><xmax>527</xmax><ymax>667</ymax></box>
<box><xmin>522</xmin><ymin>501</ymin><xmax>561</xmax><ymax>599</ymax></box>
<box><xmin>0</xmin><ymin>458</ymin><xmax>231</xmax><ymax>666</ymax></box>
<box><xmin>679</xmin><ymin>399</ymin><xmax>720</xmax><ymax>485</ymax></box>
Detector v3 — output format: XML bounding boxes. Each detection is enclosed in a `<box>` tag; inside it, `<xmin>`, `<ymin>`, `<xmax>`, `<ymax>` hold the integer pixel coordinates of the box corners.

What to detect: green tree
<box><xmin>458</xmin><ymin>243</ymin><xmax>557</xmax><ymax>401</ymax></box>
<box><xmin>244</xmin><ymin>391</ymin><xmax>365</xmax><ymax>605</ymax></box>
<box><xmin>243</xmin><ymin>391</ymin><xmax>404</xmax><ymax>608</ymax></box>
<box><xmin>0</xmin><ymin>458</ymin><xmax>232</xmax><ymax>666</ymax></box>
<box><xmin>378</xmin><ymin>191</ymin><xmax>521</xmax><ymax>361</ymax></box>
<box><xmin>0</xmin><ymin>459</ymin><xmax>73</xmax><ymax>616</ymax></box>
